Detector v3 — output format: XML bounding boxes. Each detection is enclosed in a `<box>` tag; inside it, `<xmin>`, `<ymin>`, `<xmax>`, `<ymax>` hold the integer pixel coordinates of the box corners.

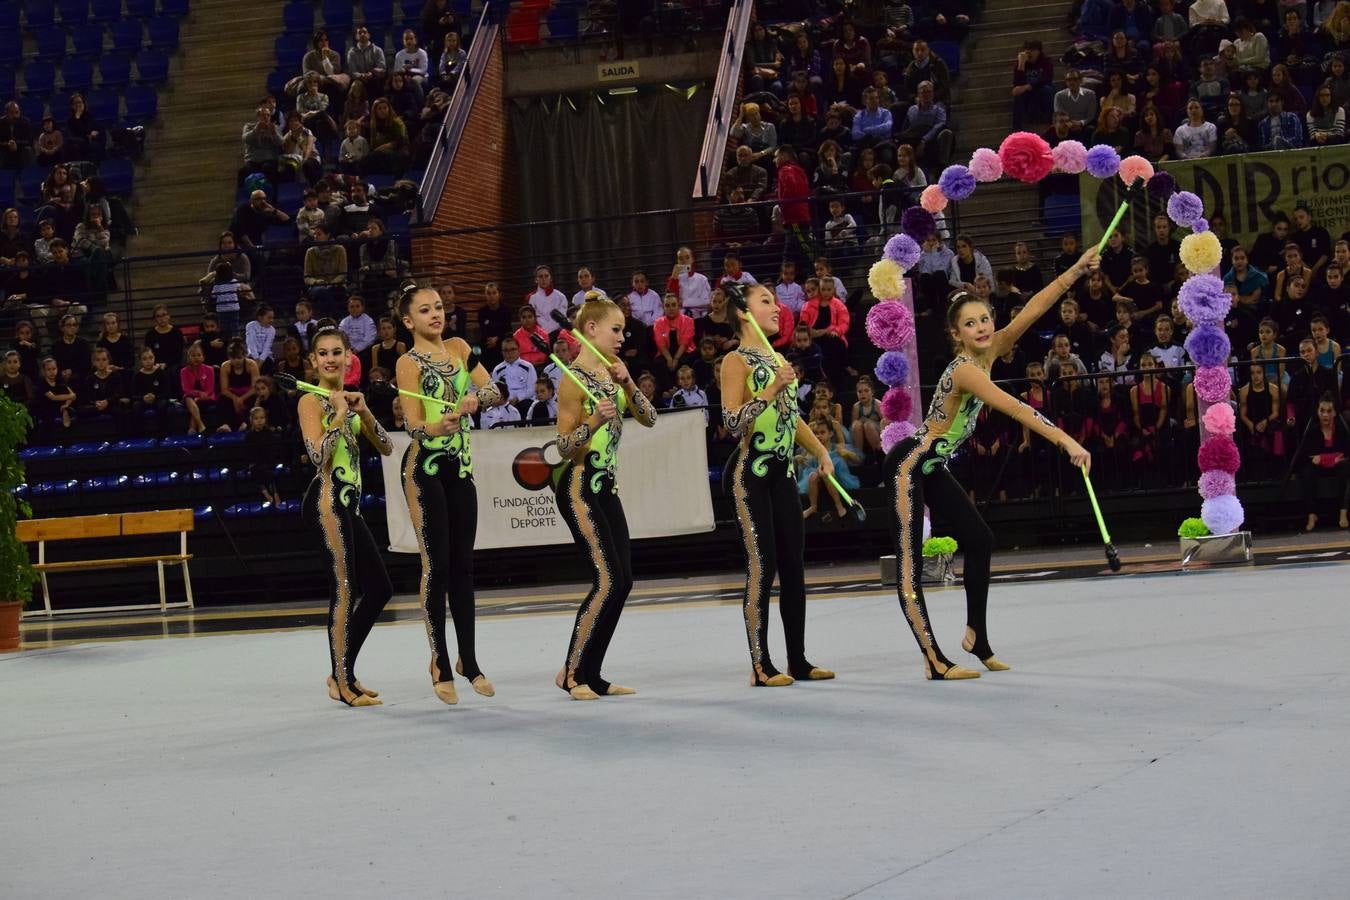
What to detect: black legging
<box><xmin>402</xmin><ymin>442</ymin><xmax>483</xmax><ymax>684</ymax></box>
<box><xmin>885</xmin><ymin>433</ymin><xmax>995</xmax><ymax>678</ymax></box>
<box><xmin>303</xmin><ymin>475</ymin><xmax>393</xmax><ymax>701</ymax></box>
<box><xmin>729</xmin><ymin>448</ymin><xmax>812</xmax><ymax>680</ymax></box>
<box><xmin>554</xmin><ymin>461</ymin><xmax>633</xmax><ymax>695</ymax></box>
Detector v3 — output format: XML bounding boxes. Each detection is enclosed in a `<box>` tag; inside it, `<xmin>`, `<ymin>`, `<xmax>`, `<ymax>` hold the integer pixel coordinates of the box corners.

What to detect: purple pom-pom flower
<box><xmin>1200</xmin><ymin>494</ymin><xmax>1245</xmax><ymax>535</ymax></box>
<box><xmin>883</xmin><ymin>233</ymin><xmax>922</xmax><ymax>270</ymax></box>
<box><xmin>881</xmin><ymin>420</ymin><xmax>918</xmax><ymax>453</ymax></box>
<box><xmin>1147</xmin><ymin>171</ymin><xmax>1177</xmax><ymax>200</ymax></box>
<box><xmin>938</xmin><ymin>164</ymin><xmax>976</xmax><ymax>201</ymax></box>
<box><xmin>865</xmin><ymin>301</ymin><xmax>915</xmax><ymax>351</ymax></box>
<box><xmin>1177</xmin><ymin>274</ymin><xmax>1231</xmax><ymax>324</ymax></box>
<box><xmin>1085</xmin><ymin>144</ymin><xmax>1121</xmax><ymax>178</ymax></box>
<box><xmin>874</xmin><ymin>350</ymin><xmax>910</xmax><ymax>387</ymax></box>
<box><xmin>1184</xmin><ymin>324</ymin><xmax>1231</xmax><ymax>367</ymax></box>
<box><xmin>1194</xmin><ymin>366</ymin><xmax>1233</xmax><ymax>404</ymax></box>
<box><xmin>900</xmin><ymin>207</ymin><xmax>936</xmax><ymax>241</ymax></box>
<box><xmin>1197</xmin><ymin>470</ymin><xmax>1236</xmax><ymax>500</ymax></box>
<box><xmin>1192</xmin><ymin>217</ymin><xmax>1209</xmax><ymax>233</ymax></box>
<box><xmin>1167</xmin><ymin>190</ymin><xmax>1204</xmax><ymax>228</ymax></box>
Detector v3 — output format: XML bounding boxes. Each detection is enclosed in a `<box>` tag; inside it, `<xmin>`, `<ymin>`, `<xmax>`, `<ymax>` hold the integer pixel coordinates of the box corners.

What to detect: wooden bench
<box><xmin>16</xmin><ymin>510</ymin><xmax>196</xmax><ymax>617</ymax></box>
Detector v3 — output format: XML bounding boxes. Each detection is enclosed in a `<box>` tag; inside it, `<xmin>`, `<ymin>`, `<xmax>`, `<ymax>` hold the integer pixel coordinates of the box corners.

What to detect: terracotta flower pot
<box><xmin>0</xmin><ymin>600</ymin><xmax>20</xmax><ymax>653</ymax></box>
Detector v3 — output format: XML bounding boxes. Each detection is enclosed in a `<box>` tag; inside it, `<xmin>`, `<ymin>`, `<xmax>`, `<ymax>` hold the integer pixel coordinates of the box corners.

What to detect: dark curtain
<box><xmin>507</xmin><ymin>88</ymin><xmax>711</xmax><ymax>290</ymax></box>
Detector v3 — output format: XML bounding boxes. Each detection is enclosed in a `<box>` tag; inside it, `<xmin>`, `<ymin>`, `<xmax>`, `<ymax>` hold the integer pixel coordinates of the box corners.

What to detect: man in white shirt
<box><xmin>774</xmin><ymin>260</ymin><xmax>806</xmax><ymax>314</ymax></box>
<box><xmin>490</xmin><ymin>337</ymin><xmax>537</xmax><ymax>413</ymax></box>
<box><xmin>626</xmin><ymin>270</ymin><xmax>663</xmax><ymax>326</ymax></box>
<box><xmin>527</xmin><ymin>265</ymin><xmax>569</xmax><ymax>336</ymax></box>
<box><xmin>393</xmin><ymin>29</ymin><xmax>429</xmax><ymax>92</ymax></box>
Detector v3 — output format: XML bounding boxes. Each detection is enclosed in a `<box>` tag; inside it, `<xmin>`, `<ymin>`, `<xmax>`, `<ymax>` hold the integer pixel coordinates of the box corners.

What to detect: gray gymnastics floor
<box><xmin>4</xmin><ymin>564</ymin><xmax>1349</xmax><ymax>899</ymax></box>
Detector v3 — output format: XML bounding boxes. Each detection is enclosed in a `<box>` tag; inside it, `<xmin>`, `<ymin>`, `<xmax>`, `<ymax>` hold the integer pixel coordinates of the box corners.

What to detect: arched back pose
<box><xmin>397</xmin><ymin>284</ymin><xmax>504</xmax><ymax>705</ymax></box>
<box><xmin>886</xmin><ymin>248</ymin><xmax>1098</xmax><ymax>681</ymax></box>
<box><xmin>298</xmin><ymin>324</ymin><xmax>395</xmax><ymax>706</ymax></box>
<box><xmin>719</xmin><ymin>283</ymin><xmax>836</xmax><ymax>687</ymax></box>
<box><xmin>552</xmin><ymin>293</ymin><xmax>658</xmax><ymax>700</ymax></box>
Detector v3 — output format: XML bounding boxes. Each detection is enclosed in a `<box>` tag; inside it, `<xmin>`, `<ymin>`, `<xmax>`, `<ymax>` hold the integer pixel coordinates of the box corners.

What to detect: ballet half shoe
<box><xmin>789</xmin><ymin>662</ymin><xmax>836</xmax><ymax>681</ymax></box>
<box><xmin>326</xmin><ymin>676</ymin><xmax>382</xmax><ymax>707</ymax></box>
<box><xmin>962</xmin><ymin>628</ymin><xmax>1011</xmax><ymax>671</ymax></box>
<box><xmin>432</xmin><ymin>681</ymin><xmax>459</xmax><ymax>705</ymax></box>
<box><xmin>925</xmin><ymin>662</ymin><xmax>980</xmax><ymax>681</ymax></box>
<box><xmin>604</xmin><ymin>684</ymin><xmax>637</xmax><ymax>696</ymax></box>
<box><xmin>455</xmin><ymin>660</ymin><xmax>495</xmax><ymax>697</ymax></box>
<box><xmin>751</xmin><ymin>668</ymin><xmax>795</xmax><ymax>687</ymax></box>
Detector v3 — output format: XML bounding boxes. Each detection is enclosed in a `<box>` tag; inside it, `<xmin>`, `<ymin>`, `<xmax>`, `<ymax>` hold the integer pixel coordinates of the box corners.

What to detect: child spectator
<box><xmin>542</xmin><ymin>334</ymin><xmax>573</xmax><ymax>395</ymax></box>
<box><xmin>490</xmin><ymin>337</ymin><xmax>537</xmax><ymax>413</ymax></box>
<box><xmin>130</xmin><ymin>345</ymin><xmax>172</xmax><ymax>435</ymax></box>
<box><xmin>81</xmin><ymin>347</ymin><xmax>132</xmax><ymax>435</ymax></box>
<box><xmin>668</xmin><ymin>246</ymin><xmax>713</xmax><ymax>318</ymax></box>
<box><xmin>851</xmin><ymin>375</ymin><xmax>883</xmax><ymax>454</ymax></box>
<box><xmin>1044</xmin><ymin>334</ymin><xmax>1086</xmax><ymax>379</ymax></box>
<box><xmin>245</xmin><ymin>303</ymin><xmax>277</xmax><ymax>369</ymax></box>
<box><xmin>35</xmin><ymin>117</ymin><xmax>64</xmax><ymax>167</ymax></box>
<box><xmin>1240</xmin><ymin>363</ymin><xmax>1284</xmax><ymax>479</ymax></box>
<box><xmin>50</xmin><ymin>314</ymin><xmax>92</xmax><ymax>385</ymax></box>
<box><xmin>296</xmin><ymin>190</ymin><xmax>326</xmax><ymax>243</ymax></box>
<box><xmin>571</xmin><ymin>266</ymin><xmax>607</xmax><ymax>311</ymax></box>
<box><xmin>800</xmin><ymin>277</ymin><xmax>851</xmax><ymax>385</ymax></box>
<box><xmin>1099</xmin><ymin>324</ymin><xmax>1138</xmax><ymax>385</ymax></box>
<box><xmin>814</xmin><ymin>257</ymin><xmax>848</xmax><ymax>304</ymax></box>
<box><xmin>691</xmin><ymin>338</ymin><xmax>719</xmax><ymax>391</ymax></box>
<box><xmin>218</xmin><ymin>337</ymin><xmax>260</xmax><ymax>431</ymax></box>
<box><xmin>480</xmin><ymin>390</ymin><xmax>523</xmax><ymax>429</ymax></box>
<box><xmin>1130</xmin><ymin>354</ymin><xmax>1172</xmax><ymax>474</ymax></box>
<box><xmin>799</xmin><ymin>418</ymin><xmax>861</xmax><ymax>522</ymax></box>
<box><xmin>288</xmin><ymin>299</ymin><xmax>318</xmax><ymax>352</ymax></box>
<box><xmin>1148</xmin><ymin>313</ymin><xmax>1187</xmax><ymax>373</ymax></box>
<box><xmin>339</xmin><ymin>119</ymin><xmax>369</xmax><ymax>174</ymax></box>
<box><xmin>772</xmin><ymin>296</ymin><xmax>796</xmax><ymax>352</ymax></box>
<box><xmin>512</xmin><ymin>305</ymin><xmax>550</xmax><ymax>367</ymax></box>
<box><xmin>367</xmin><ymin>316</ymin><xmax>405</xmax><ymax>375</ymax></box>
<box><xmin>250</xmin><ymin>374</ymin><xmax>290</xmax><ymax>432</ymax></box>
<box><xmin>527</xmin><ymin>265</ymin><xmax>569</xmax><ymax>335</ymax></box>
<box><xmin>1</xmin><ymin>351</ymin><xmax>35</xmax><ymax>410</ymax></box>
<box><xmin>339</xmin><ymin>295</ymin><xmax>377</xmax><ymax>354</ymax></box>
<box><xmin>1056</xmin><ymin>298</ymin><xmax>1097</xmax><ymax>359</ymax></box>
<box><xmin>792</xmin><ymin>359</ymin><xmax>814</xmax><ymax>415</ymax></box>
<box><xmin>1286</xmin><ymin>339</ymin><xmax>1336</xmax><ymax>438</ymax></box>
<box><xmin>1115</xmin><ymin>255</ymin><xmax>1166</xmax><ymax>326</ymax></box>
<box><xmin>774</xmin><ymin>260</ymin><xmax>806</xmax><ymax>314</ymax></box>
<box><xmin>525</xmin><ymin>377</ymin><xmax>557</xmax><ymax>425</ymax></box>
<box><xmin>244</xmin><ymin>406</ymin><xmax>283</xmax><ymax>506</ymax></box>
<box><xmin>788</xmin><ymin>324</ymin><xmax>824</xmax><ymax>383</ymax></box>
<box><xmin>652</xmin><ymin>293</ymin><xmax>696</xmax><ymax>389</ymax></box>
<box><xmin>720</xmin><ymin>251</ymin><xmax>756</xmax><ymax>288</ymax></box>
<box><xmin>33</xmin><ymin>219</ymin><xmax>56</xmax><ymax>264</ymax></box>
<box><xmin>626</xmin><ymin>271</ymin><xmax>662</xmax><ymax>326</ymax></box>
<box><xmin>1250</xmin><ymin>317</ymin><xmax>1287</xmax><ymax>387</ymax></box>
<box><xmin>436</xmin><ymin>281</ymin><xmax>468</xmax><ymax>341</ymax></box>
<box><xmin>823</xmin><ymin>198</ymin><xmax>859</xmax><ymax>253</ymax></box>
<box><xmin>210</xmin><ymin>261</ymin><xmax>251</xmax><ymax>338</ymax></box>
<box><xmin>668</xmin><ymin>365</ymin><xmax>709</xmax><ymax>422</ymax></box>
<box><xmin>34</xmin><ymin>356</ymin><xmax>77</xmax><ymax>436</ymax></box>
<box><xmin>179</xmin><ymin>341</ymin><xmax>216</xmax><ymax>434</ymax></box>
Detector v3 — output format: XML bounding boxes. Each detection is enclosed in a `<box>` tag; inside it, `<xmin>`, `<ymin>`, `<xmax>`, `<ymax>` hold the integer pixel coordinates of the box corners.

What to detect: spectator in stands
<box><xmin>723</xmin><ymin>144</ymin><xmax>768</xmax><ymax>201</ymax></box>
<box><xmin>524</xmin><ymin>377</ymin><xmax>556</xmax><ymax>425</ymax></box>
<box><xmin>652</xmin><ymin>293</ymin><xmax>695</xmax><ymax>389</ymax></box>
<box><xmin>80</xmin><ymin>346</ymin><xmax>131</xmax><ymax>434</ymax></box>
<box><xmin>947</xmin><ymin>234</ymin><xmax>993</xmax><ymax>293</ymax></box>
<box><xmin>1268</xmin><ymin>63</ymin><xmax>1308</xmax><ymax>113</ymax></box>
<box><xmin>627</xmin><ymin>271</ymin><xmax>662</xmax><ymax>326</ymax></box>
<box><xmin>1055</xmin><ymin>70</ymin><xmax>1098</xmax><ymax>134</ymax></box>
<box><xmin>347</xmin><ymin>25</ymin><xmax>387</xmax><ymax>92</ymax></box>
<box><xmin>1105</xmin><ymin>30</ymin><xmax>1147</xmax><ymax>88</ymax></box>
<box><xmin>1292</xmin><ymin>203</ymin><xmax>1333</xmax><ymax>277</ymax></box>
<box><xmin>1280</xmin><ymin>9</ymin><xmax>1326</xmax><ymax>85</ymax></box>
<box><xmin>1</xmin><ymin>350</ymin><xmax>34</xmax><ymax>410</ymax></box>
<box><xmin>1142</xmin><ymin>64</ymin><xmax>1187</xmax><ymax>126</ymax></box>
<box><xmin>357</xmin><ymin>218</ymin><xmax>403</xmax><ymax>303</ymax></box>
<box><xmin>1217</xmin><ymin>92</ymin><xmax>1260</xmax><ymax>153</ymax></box>
<box><xmin>296</xmin><ymin>189</ymin><xmax>325</xmax><ymax>242</ymax></box>
<box><xmin>143</xmin><ymin>305</ymin><xmax>184</xmax><ymax>372</ymax></box>
<box><xmin>366</xmin><ymin>98</ymin><xmax>411</xmax><ymax>175</ymax></box>
<box><xmin>491</xmin><ymin>336</ymin><xmax>536</xmax><ymax>412</ymax></box>
<box><xmin>1190</xmin><ymin>57</ymin><xmax>1231</xmax><ymax>119</ymax></box>
<box><xmin>747</xmin><ymin>22</ymin><xmax>784</xmax><ymax>95</ymax></box>
<box><xmin>1012</xmin><ymin>40</ymin><xmax>1056</xmax><ymax>129</ymax></box>
<box><xmin>0</xmin><ymin>208</ymin><xmax>29</xmax><ymax>265</ymax></box>
<box><xmin>852</xmin><ymin>87</ymin><xmax>895</xmax><ymax>146</ymax></box>
<box><xmin>245</xmin><ymin>303</ymin><xmax>277</xmax><ymax>368</ymax></box>
<box><xmin>813</xmin><ymin>139</ymin><xmax>849</xmax><ymax>193</ymax></box>
<box><xmin>200</xmin><ymin>231</ymin><xmax>253</xmax><ymax>291</ymax></box>
<box><xmin>71</xmin><ymin>207</ymin><xmax>112</xmax><ymax>264</ymax></box>
<box><xmin>524</xmin><ymin>265</ymin><xmax>566</xmax><ymax>335</ymax></box>
<box><xmin>775</xmin><ymin>145</ymin><xmax>814</xmax><ymax>267</ymax></box>
<box><xmin>339</xmin><ymin>295</ymin><xmax>376</xmax><ymax>354</ymax></box>
<box><xmin>302</xmin><ymin>30</ymin><xmax>351</xmax><ymax>98</ymax></box>
<box><xmin>902</xmin><ymin>39</ymin><xmax>951</xmax><ymax>104</ymax></box>
<box><xmin>713</xmin><ymin>186</ymin><xmax>760</xmax><ymax>248</ymax></box>
<box><xmin>33</xmin><ymin>356</ymin><xmax>76</xmax><ymax>435</ymax></box>
<box><xmin>1325</xmin><ymin>54</ymin><xmax>1350</xmax><ymax>109</ymax></box>
<box><xmin>1133</xmin><ymin>103</ymin><xmax>1174</xmax><ymax>161</ymax></box>
<box><xmin>96</xmin><ymin>311</ymin><xmax>133</xmax><ymax>371</ymax></box>
<box><xmin>1187</xmin><ymin>0</ymin><xmax>1231</xmax><ymax>55</ymax></box>
<box><xmin>302</xmin><ymin>223</ymin><xmax>347</xmax><ymax>316</ymax></box>
<box><xmin>394</xmin><ymin>29</ymin><xmax>431</xmax><ymax>94</ymax></box>
<box><xmin>668</xmin><ymin>246</ymin><xmax>712</xmax><ymax>318</ymax></box>
<box><xmin>785</xmin><ymin>32</ymin><xmax>825</xmax><ymax>95</ymax></box>
<box><xmin>824</xmin><ymin>197</ymin><xmax>859</xmax><ymax>254</ymax></box>
<box><xmin>209</xmin><ymin>260</ymin><xmax>252</xmax><ymax>339</ymax></box>
<box><xmin>34</xmin><ymin>240</ymin><xmax>88</xmax><ymax>333</ymax></box>
<box><xmin>1260</xmin><ymin>91</ymin><xmax>1305</xmax><ymax>149</ymax></box>
<box><xmin>296</xmin><ymin>75</ymin><xmax>337</xmax><ymax>147</ymax></box>
<box><xmin>1090</xmin><ymin>106</ymin><xmax>1132</xmax><ymax>155</ymax></box>
<box><xmin>720</xmin><ymin>252</ymin><xmax>756</xmax><ymax>288</ymax></box>
<box><xmin>1275</xmin><ymin>243</ymin><xmax>1314</xmax><ymax>304</ymax></box>
<box><xmin>432</xmin><ymin>32</ymin><xmax>466</xmax><ymax>94</ymax></box>
<box><xmin>512</xmin><ymin>305</ymin><xmax>550</xmax><ymax>367</ymax></box>
<box><xmin>823</xmin><ymin>56</ymin><xmax>864</xmax><ymax>115</ymax></box>
<box><xmin>616</xmin><ymin>292</ymin><xmax>653</xmax><ymax>377</ymax></box>
<box><xmin>1296</xmin><ymin>394</ymin><xmax>1350</xmax><ymax>531</ymax></box>
<box><xmin>35</xmin><ymin>117</ymin><xmax>64</xmax><ymax>168</ymax></box>
<box><xmin>280</xmin><ymin>110</ymin><xmax>323</xmax><ymax>185</ymax></box>
<box><xmin>730</xmin><ymin>102</ymin><xmax>778</xmax><ymax>171</ymax></box>
<box><xmin>1233</xmin><ymin>18</ymin><xmax>1272</xmax><ymax>70</ymax></box>
<box><xmin>421</xmin><ymin>0</ymin><xmax>462</xmax><ymax>63</ymax></box>
<box><xmin>0</xmin><ymin>101</ymin><xmax>34</xmax><ymax>170</ymax></box>
<box><xmin>39</xmin><ymin>166</ymin><xmax>79</xmax><ymax>236</ymax></box>
<box><xmin>51</xmin><ymin>314</ymin><xmax>91</xmax><ymax>384</ymax></box>
<box><xmin>343</xmin><ymin>80</ymin><xmax>371</xmax><ymax>131</ymax></box>
<box><xmin>696</xmin><ymin>287</ymin><xmax>738</xmax><ymax>355</ymax></box>
<box><xmin>337</xmin><ymin>180</ymin><xmax>372</xmax><ymax>234</ymax></box>
<box><xmin>1174</xmin><ymin>99</ymin><xmax>1219</xmax><ymax>157</ymax></box>
<box><xmin>1145</xmin><ymin>215</ymin><xmax>1182</xmax><ymax>291</ymax></box>
<box><xmin>384</xmin><ymin>70</ymin><xmax>422</xmax><ymax>124</ymax></box>
<box><xmin>1307</xmin><ymin>84</ymin><xmax>1347</xmax><ymax>145</ymax></box>
<box><xmin>230</xmin><ymin>189</ymin><xmax>290</xmax><ymax>257</ymax></box>
<box><xmin>218</xmin><ymin>337</ymin><xmax>259</xmax><ymax>430</ymax></box>
<box><xmin>777</xmin><ymin>95</ymin><xmax>818</xmax><ymax>153</ymax></box>
<box><xmin>800</xmin><ymin>277</ymin><xmax>850</xmax><ymax>385</ymax></box>
<box><xmin>897</xmin><ymin>81</ymin><xmax>949</xmax><ymax>167</ymax></box>
<box><xmin>197</xmin><ymin>313</ymin><xmax>226</xmax><ymax>366</ymax></box>
<box><xmin>1154</xmin><ymin>0</ymin><xmax>1189</xmax><ymax>46</ymax></box>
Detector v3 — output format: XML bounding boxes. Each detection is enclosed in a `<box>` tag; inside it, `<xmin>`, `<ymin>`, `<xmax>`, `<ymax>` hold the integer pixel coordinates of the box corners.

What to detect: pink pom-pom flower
<box><xmin>920</xmin><ymin>184</ymin><xmax>948</xmax><ymax>212</ymax></box>
<box><xmin>881</xmin><ymin>420</ymin><xmax>918</xmax><ymax>453</ymax></box>
<box><xmin>1200</xmin><ymin>494</ymin><xmax>1245</xmax><ymax>535</ymax></box>
<box><xmin>1197</xmin><ymin>470</ymin><xmax>1237</xmax><ymax>500</ymax></box>
<box><xmin>1193</xmin><ymin>365</ymin><xmax>1233</xmax><ymax>403</ymax></box>
<box><xmin>1202</xmin><ymin>402</ymin><xmax>1236</xmax><ymax>436</ymax></box>
<box><xmin>969</xmin><ymin>148</ymin><xmax>1002</xmax><ymax>182</ymax></box>
<box><xmin>998</xmin><ymin>131</ymin><xmax>1054</xmax><ymax>182</ymax></box>
<box><xmin>1197</xmin><ymin>435</ymin><xmax>1241</xmax><ymax>474</ymax></box>
<box><xmin>864</xmin><ymin>300</ymin><xmax>915</xmax><ymax>351</ymax></box>
<box><xmin>1118</xmin><ymin>155</ymin><xmax>1155</xmax><ymax>186</ymax></box>
<box><xmin>1051</xmin><ymin>140</ymin><xmax>1087</xmax><ymax>174</ymax></box>
<box><xmin>881</xmin><ymin>386</ymin><xmax>914</xmax><ymax>423</ymax></box>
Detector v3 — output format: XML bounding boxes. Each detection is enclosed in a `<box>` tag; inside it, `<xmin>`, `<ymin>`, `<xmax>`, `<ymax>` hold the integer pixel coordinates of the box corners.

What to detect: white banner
<box><xmin>381</xmin><ymin>409</ymin><xmax>716</xmax><ymax>552</ymax></box>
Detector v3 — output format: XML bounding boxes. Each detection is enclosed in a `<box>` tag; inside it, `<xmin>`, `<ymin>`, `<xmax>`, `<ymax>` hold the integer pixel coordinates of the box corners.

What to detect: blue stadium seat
<box><xmin>265</xmin><ymin>68</ymin><xmax>289</xmax><ymax>97</ymax></box>
<box><xmin>98</xmin><ymin>53</ymin><xmax>131</xmax><ymax>88</ymax></box>
<box><xmin>135</xmin><ymin>48</ymin><xmax>169</xmax><ymax>83</ymax></box>
<box><xmin>161</xmin><ymin>433</ymin><xmax>203</xmax><ymax>449</ymax></box>
<box><xmin>110</xmin><ymin>18</ymin><xmax>142</xmax><ymax>54</ymax></box>
<box><xmin>262</xmin><ymin>222</ymin><xmax>296</xmax><ymax>245</ymax></box>
<box><xmin>384</xmin><ymin>212</ymin><xmax>410</xmax><ymax>234</ymax></box>
<box><xmin>1042</xmin><ymin>193</ymin><xmax>1081</xmax><ymax>237</ymax></box>
<box><xmin>399</xmin><ymin>0</ymin><xmax>421</xmax><ymax>19</ymax></box>
<box><xmin>58</xmin><ymin>0</ymin><xmax>89</xmax><ymax>24</ymax></box>
<box><xmin>154</xmin><ymin>470</ymin><xmax>180</xmax><ymax>486</ymax></box>
<box><xmin>451</xmin><ymin>0</ymin><xmax>471</xmax><ymax>15</ymax></box>
<box><xmin>208</xmin><ymin>431</ymin><xmax>245</xmax><ymax>447</ymax></box>
<box><xmin>90</xmin><ymin>0</ymin><xmax>122</xmax><ymax>23</ymax></box>
<box><xmin>0</xmin><ymin>172</ymin><xmax>15</xmax><ymax>208</ymax></box>
<box><xmin>325</xmin><ymin>32</ymin><xmax>347</xmax><ymax>57</ymax></box>
<box><xmin>125</xmin><ymin>0</ymin><xmax>155</xmax><ymax>17</ymax></box>
<box><xmin>98</xmin><ymin>157</ymin><xmax>134</xmax><ymax>195</ymax></box>
<box><xmin>121</xmin><ymin>84</ymin><xmax>155</xmax><ymax>121</ymax></box>
<box><xmin>33</xmin><ymin>26</ymin><xmax>68</xmax><ymax>60</ymax></box>
<box><xmin>72</xmin><ymin>22</ymin><xmax>105</xmax><ymax>56</ymax></box>
<box><xmin>0</xmin><ymin>32</ymin><xmax>19</xmax><ymax>68</ymax></box>
<box><xmin>282</xmin><ymin>1</ymin><xmax>313</xmax><ymax>34</ymax></box>
<box><xmin>546</xmin><ymin>6</ymin><xmax>579</xmax><ymax>40</ymax></box>
<box><xmin>192</xmin><ymin>505</ymin><xmax>214</xmax><ymax>520</ymax></box>
<box><xmin>159</xmin><ymin>0</ymin><xmax>188</xmax><ymax>16</ymax></box>
<box><xmin>0</xmin><ymin>1</ymin><xmax>17</xmax><ymax>31</ymax></box>
<box><xmin>25</xmin><ymin>0</ymin><xmax>57</xmax><ymax>29</ymax></box>
<box><xmin>112</xmin><ymin>437</ymin><xmax>159</xmax><ymax>452</ymax></box>
<box><xmin>0</xmin><ymin>68</ymin><xmax>15</xmax><ymax>99</ymax></box>
<box><xmin>88</xmin><ymin>88</ymin><xmax>119</xmax><ymax>121</ymax></box>
<box><xmin>19</xmin><ymin>446</ymin><xmax>63</xmax><ymax>461</ymax></box>
<box><xmin>276</xmin><ymin>180</ymin><xmax>304</xmax><ymax>210</ymax></box>
<box><xmin>146</xmin><ymin>15</ymin><xmax>179</xmax><ymax>50</ymax></box>
<box><xmin>49</xmin><ymin>91</ymin><xmax>74</xmax><ymax>121</ymax></box>
<box><xmin>17</xmin><ymin>97</ymin><xmax>45</xmax><ymax>124</ymax></box>
<box><xmin>18</xmin><ymin>166</ymin><xmax>47</xmax><ymax>201</ymax></box>
<box><xmin>61</xmin><ymin>57</ymin><xmax>94</xmax><ymax>92</ymax></box>
<box><xmin>363</xmin><ymin>0</ymin><xmax>394</xmax><ymax>28</ymax></box>
<box><xmin>275</xmin><ymin>33</ymin><xmax>306</xmax><ymax>71</ymax></box>
<box><xmin>22</xmin><ymin>62</ymin><xmax>58</xmax><ymax>96</ymax></box>
<box><xmin>930</xmin><ymin>40</ymin><xmax>960</xmax><ymax>75</ymax></box>
<box><xmin>68</xmin><ymin>440</ymin><xmax>112</xmax><ymax>456</ymax></box>
<box><xmin>321</xmin><ymin>0</ymin><xmax>354</xmax><ymax>32</ymax></box>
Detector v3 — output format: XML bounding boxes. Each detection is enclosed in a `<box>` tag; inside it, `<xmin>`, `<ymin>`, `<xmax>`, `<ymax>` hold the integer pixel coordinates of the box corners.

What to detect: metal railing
<box><xmin>692</xmin><ymin>0</ymin><xmax>752</xmax><ymax>201</ymax></box>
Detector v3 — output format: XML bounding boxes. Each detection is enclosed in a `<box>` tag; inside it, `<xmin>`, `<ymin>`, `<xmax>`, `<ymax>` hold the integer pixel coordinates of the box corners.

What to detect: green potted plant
<box><xmin>921</xmin><ymin>536</ymin><xmax>958</xmax><ymax>584</ymax></box>
<box><xmin>0</xmin><ymin>395</ymin><xmax>35</xmax><ymax>652</ymax></box>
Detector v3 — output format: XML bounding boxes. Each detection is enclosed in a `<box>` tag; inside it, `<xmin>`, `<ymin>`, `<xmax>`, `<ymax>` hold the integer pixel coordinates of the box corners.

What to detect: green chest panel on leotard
<box><xmin>322</xmin><ymin>400</ymin><xmax>362</xmax><ymax>505</ymax></box>
<box><xmin>575</xmin><ymin>367</ymin><xmax>628</xmax><ymax>494</ymax></box>
<box><xmin>739</xmin><ymin>346</ymin><xmax>798</xmax><ymax>478</ymax></box>
<box><xmin>409</xmin><ymin>349</ymin><xmax>473</xmax><ymax>477</ymax></box>
<box><xmin>917</xmin><ymin>355</ymin><xmax>984</xmax><ymax>474</ymax></box>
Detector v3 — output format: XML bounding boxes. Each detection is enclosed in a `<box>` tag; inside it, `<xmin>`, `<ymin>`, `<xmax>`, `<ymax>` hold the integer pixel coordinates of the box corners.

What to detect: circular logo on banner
<box><xmin>512</xmin><ymin>441</ymin><xmax>563</xmax><ymax>491</ymax></box>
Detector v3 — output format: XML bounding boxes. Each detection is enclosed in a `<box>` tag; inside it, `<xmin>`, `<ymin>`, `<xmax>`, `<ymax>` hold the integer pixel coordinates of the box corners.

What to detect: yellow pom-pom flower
<box><xmin>1180</xmin><ymin>231</ymin><xmax>1222</xmax><ymax>274</ymax></box>
<box><xmin>868</xmin><ymin>258</ymin><xmax>905</xmax><ymax>300</ymax></box>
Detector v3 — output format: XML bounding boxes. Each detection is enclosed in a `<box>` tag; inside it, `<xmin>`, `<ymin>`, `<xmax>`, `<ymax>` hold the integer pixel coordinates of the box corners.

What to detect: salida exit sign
<box><xmin>597</xmin><ymin>61</ymin><xmax>639</xmax><ymax>82</ymax></box>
